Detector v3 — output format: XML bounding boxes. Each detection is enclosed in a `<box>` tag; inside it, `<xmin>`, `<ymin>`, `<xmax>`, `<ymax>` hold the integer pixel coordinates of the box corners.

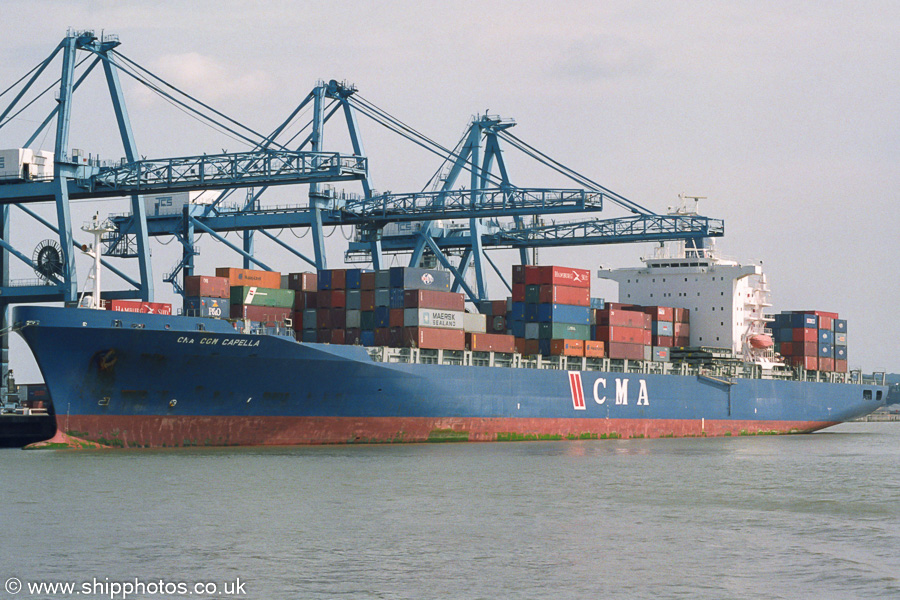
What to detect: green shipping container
<box><xmin>230</xmin><ymin>286</ymin><xmax>295</xmax><ymax>308</ymax></box>
<box><xmin>524</xmin><ymin>284</ymin><xmax>541</xmax><ymax>304</ymax></box>
<box><xmin>539</xmin><ymin>322</ymin><xmax>591</xmax><ymax>340</ymax></box>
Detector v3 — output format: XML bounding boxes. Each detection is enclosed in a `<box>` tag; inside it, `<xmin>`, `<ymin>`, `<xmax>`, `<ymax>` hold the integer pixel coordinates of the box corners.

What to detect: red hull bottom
<box><xmin>54</xmin><ymin>415</ymin><xmax>839</xmax><ymax>448</ymax></box>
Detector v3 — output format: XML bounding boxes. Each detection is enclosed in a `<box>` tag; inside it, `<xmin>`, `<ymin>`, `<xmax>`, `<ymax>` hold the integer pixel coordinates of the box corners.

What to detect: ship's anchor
<box><xmin>97</xmin><ymin>349</ymin><xmax>118</xmax><ymax>371</ymax></box>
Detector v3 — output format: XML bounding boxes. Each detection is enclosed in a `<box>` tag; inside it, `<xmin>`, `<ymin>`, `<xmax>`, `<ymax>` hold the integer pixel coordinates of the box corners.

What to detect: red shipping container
<box><xmin>491</xmin><ymin>300</ymin><xmax>508</xmax><ymax>316</ymax></box>
<box><xmin>643</xmin><ymin>330</ymin><xmax>652</xmax><ymax>345</ymax></box>
<box><xmin>316</xmin><ymin>308</ymin><xmax>332</xmax><ymax>329</ymax></box>
<box><xmin>818</xmin><ymin>357</ymin><xmax>834</xmax><ymax>372</ymax></box>
<box><xmin>345</xmin><ymin>328</ymin><xmax>361</xmax><ymax>345</ymax></box>
<box><xmin>330</xmin><ymin>290</ymin><xmax>347</xmax><ymax>308</ymax></box>
<box><xmin>537</xmin><ymin>284</ymin><xmax>590</xmax><ymax>306</ymax></box>
<box><xmin>230</xmin><ymin>305</ymin><xmax>291</xmax><ymax>323</ymax></box>
<box><xmin>466</xmin><ymin>332</ymin><xmax>516</xmax><ymax>353</ymax></box>
<box><xmin>673</xmin><ymin>307</ymin><xmax>690</xmax><ymax>323</ymax></box>
<box><xmin>286</xmin><ymin>272</ymin><xmax>317</xmax><ymax>292</ymax></box>
<box><xmin>641</xmin><ymin>306</ymin><xmax>674</xmax><ymax>321</ymax></box>
<box><xmin>780</xmin><ymin>342</ymin><xmax>794</xmax><ymax>356</ymax></box>
<box><xmin>216</xmin><ymin>267</ymin><xmax>281</xmax><ymax>289</ymax></box>
<box><xmin>403</xmin><ymin>289</ymin><xmax>465</xmax><ymax>311</ymax></box>
<box><xmin>316</xmin><ymin>329</ymin><xmax>330</xmax><ymax>343</ymax></box>
<box><xmin>329</xmin><ymin>329</ymin><xmax>346</xmax><ymax>345</ymax></box>
<box><xmin>652</xmin><ymin>335</ymin><xmax>674</xmax><ymax>347</ymax></box>
<box><xmin>550</xmin><ymin>339</ymin><xmax>584</xmax><ymax>356</ymax></box>
<box><xmin>585</xmin><ymin>340</ymin><xmax>605</xmax><ymax>358</ymax></box>
<box><xmin>360</xmin><ymin>290</ymin><xmax>376</xmax><ymax>311</ymax></box>
<box><xmin>292</xmin><ymin>310</ymin><xmax>304</xmax><ymax>331</ymax></box>
<box><xmin>818</xmin><ymin>316</ymin><xmax>833</xmax><ymax>330</ymax></box>
<box><xmin>293</xmin><ymin>291</ymin><xmax>318</xmax><ymax>310</ymax></box>
<box><xmin>673</xmin><ymin>322</ymin><xmax>690</xmax><ymax>338</ymax></box>
<box><xmin>674</xmin><ymin>336</ymin><xmax>690</xmax><ymax>347</ymax></box>
<box><xmin>604</xmin><ymin>302</ymin><xmax>632</xmax><ymax>311</ymax></box>
<box><xmin>389</xmin><ymin>327</ymin><xmax>403</xmax><ymax>347</ymax></box>
<box><xmin>374</xmin><ymin>328</ymin><xmax>391</xmax><ymax>346</ymax></box>
<box><xmin>106</xmin><ymin>300</ymin><xmax>173</xmax><ymax>315</ymax></box>
<box><xmin>607</xmin><ymin>342</ymin><xmax>645</xmax><ymax>360</ymax></box>
<box><xmin>512</xmin><ymin>265</ymin><xmax>538</xmax><ymax>284</ymax></box>
<box><xmin>535</xmin><ymin>265</ymin><xmax>590</xmax><ymax>288</ymax></box>
<box><xmin>329</xmin><ymin>269</ymin><xmax>347</xmax><ymax>290</ymax></box>
<box><xmin>184</xmin><ymin>275</ymin><xmax>230</xmax><ymax>299</ymax></box>
<box><xmin>389</xmin><ymin>308</ymin><xmax>404</xmax><ymax>328</ymax></box>
<box><xmin>835</xmin><ymin>359</ymin><xmax>848</xmax><ymax>373</ymax></box>
<box><xmin>512</xmin><ymin>283</ymin><xmax>526</xmax><ymax>302</ymax></box>
<box><xmin>330</xmin><ymin>308</ymin><xmax>346</xmax><ymax>329</ymax></box>
<box><xmin>403</xmin><ymin>327</ymin><xmax>465</xmax><ymax>350</ymax></box>
<box><xmin>597</xmin><ymin>309</ymin><xmax>647</xmax><ymax>329</ymax></box>
<box><xmin>801</xmin><ymin>310</ymin><xmax>839</xmax><ymax>319</ymax></box>
<box><xmin>595</xmin><ymin>325</ymin><xmax>646</xmax><ymax>344</ymax></box>
<box><xmin>360</xmin><ymin>271</ymin><xmax>377</xmax><ymax>290</ymax></box>
<box><xmin>792</xmin><ymin>328</ymin><xmax>818</xmax><ymax>343</ymax></box>
<box><xmin>524</xmin><ymin>339</ymin><xmax>541</xmax><ymax>355</ymax></box>
<box><xmin>524</xmin><ymin>267</ymin><xmax>543</xmax><ymax>286</ymax></box>
<box><xmin>796</xmin><ymin>342</ymin><xmax>818</xmax><ymax>356</ymax></box>
<box><xmin>514</xmin><ymin>337</ymin><xmax>527</xmax><ymax>354</ymax></box>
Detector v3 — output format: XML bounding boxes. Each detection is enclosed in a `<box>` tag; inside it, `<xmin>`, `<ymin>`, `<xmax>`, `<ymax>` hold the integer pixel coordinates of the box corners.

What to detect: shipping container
<box><xmin>292</xmin><ymin>310</ymin><xmax>304</xmax><ymax>331</ymax></box>
<box><xmin>835</xmin><ymin>359</ymin><xmax>848</xmax><ymax>373</ymax></box>
<box><xmin>819</xmin><ymin>329</ymin><xmax>833</xmax><ymax>343</ymax></box>
<box><xmin>539</xmin><ymin>322</ymin><xmax>591</xmax><ymax>340</ymax></box>
<box><xmin>286</xmin><ymin>272</ymin><xmax>317</xmax><ymax>292</ymax></box>
<box><xmin>230</xmin><ymin>305</ymin><xmax>291</xmax><ymax>324</ymax></box>
<box><xmin>640</xmin><ymin>306</ymin><xmax>674</xmax><ymax>322</ymax></box>
<box><xmin>524</xmin><ymin>338</ymin><xmax>541</xmax><ymax>355</ymax></box>
<box><xmin>512</xmin><ymin>283</ymin><xmax>526</xmax><ymax>302</ymax></box>
<box><xmin>329</xmin><ymin>329</ymin><xmax>346</xmax><ymax>345</ymax></box>
<box><xmin>330</xmin><ymin>308</ymin><xmax>347</xmax><ymax>330</ymax></box>
<box><xmin>791</xmin><ymin>328</ymin><xmax>818</xmax><ymax>343</ymax></box>
<box><xmin>345</xmin><ymin>290</ymin><xmax>361</xmax><ymax>310</ymax></box>
<box><xmin>596</xmin><ymin>308</ymin><xmax>648</xmax><ymax>329</ymax></box>
<box><xmin>818</xmin><ymin>343</ymin><xmax>833</xmax><ymax>358</ymax></box>
<box><xmin>490</xmin><ymin>315</ymin><xmax>506</xmax><ymax>333</ymax></box>
<box><xmin>403</xmin><ymin>308</ymin><xmax>465</xmax><ymax>330</ymax></box>
<box><xmin>524</xmin><ymin>322</ymin><xmax>541</xmax><ymax>340</ymax></box>
<box><xmin>403</xmin><ymin>327</ymin><xmax>465</xmax><ymax>350</ymax></box>
<box><xmin>463</xmin><ymin>312</ymin><xmax>487</xmax><ymax>333</ymax></box>
<box><xmin>590</xmin><ymin>298</ymin><xmax>606</xmax><ymax>310</ymax></box>
<box><xmin>292</xmin><ymin>291</ymin><xmax>318</xmax><ymax>311</ymax></box>
<box><xmin>345</xmin><ymin>269</ymin><xmax>363</xmax><ymax>290</ymax></box>
<box><xmin>185</xmin><ymin>296</ymin><xmax>227</xmax><ymax>318</ymax></box>
<box><xmin>302</xmin><ymin>309</ymin><xmax>317</xmax><ymax>330</ymax></box>
<box><xmin>360</xmin><ymin>330</ymin><xmax>375</xmax><ymax>346</ymax></box>
<box><xmin>389</xmin><ymin>267</ymin><xmax>452</xmax><ymax>291</ymax></box>
<box><xmin>584</xmin><ymin>340</ymin><xmax>605</xmax><ymax>358</ymax></box>
<box><xmin>184</xmin><ymin>275</ymin><xmax>230</xmax><ymax>299</ymax></box>
<box><xmin>524</xmin><ymin>284</ymin><xmax>541</xmax><ymax>304</ymax></box>
<box><xmin>673</xmin><ymin>322</ymin><xmax>690</xmax><ymax>337</ymax></box>
<box><xmin>652</xmin><ymin>347</ymin><xmax>671</xmax><ymax>362</ymax></box>
<box><xmin>788</xmin><ymin>356</ymin><xmax>818</xmax><ymax>370</ymax></box>
<box><xmin>549</xmin><ymin>339</ymin><xmax>584</xmax><ymax>357</ymax></box>
<box><xmin>673</xmin><ymin>307</ymin><xmax>690</xmax><ymax>323</ymax></box>
<box><xmin>301</xmin><ymin>330</ymin><xmax>317</xmax><ymax>343</ymax></box>
<box><xmin>374</xmin><ymin>328</ymin><xmax>391</xmax><ymax>346</ymax></box>
<box><xmin>834</xmin><ymin>332</ymin><xmax>848</xmax><ymax>345</ymax></box>
<box><xmin>606</xmin><ymin>342</ymin><xmax>646</xmax><ymax>361</ymax></box>
<box><xmin>360</xmin><ymin>290</ymin><xmax>376</xmax><ymax>312</ymax></box>
<box><xmin>106</xmin><ymin>300</ymin><xmax>172</xmax><ymax>315</ymax></box>
<box><xmin>594</xmin><ymin>325</ymin><xmax>647</xmax><ymax>344</ymax></box>
<box><xmin>318</xmin><ymin>290</ymin><xmax>346</xmax><ymax>309</ymax></box>
<box><xmin>652</xmin><ymin>335</ymin><xmax>674</xmax><ymax>347</ymax></box>
<box><xmin>345</xmin><ymin>328</ymin><xmax>361</xmax><ymax>345</ymax></box>
<box><xmin>389</xmin><ymin>288</ymin><xmax>405</xmax><ymax>309</ymax></box>
<box><xmin>374</xmin><ymin>269</ymin><xmax>391</xmax><ymax>290</ymax></box>
<box><xmin>536</xmin><ymin>284</ymin><xmax>589</xmax><ymax>309</ymax></box>
<box><xmin>466</xmin><ymin>332</ymin><xmax>516</xmax><ymax>353</ymax></box>
<box><xmin>818</xmin><ymin>357</ymin><xmax>834</xmax><ymax>372</ymax></box>
<box><xmin>374</xmin><ymin>289</ymin><xmax>391</xmax><ymax>307</ymax></box>
<box><xmin>360</xmin><ymin>311</ymin><xmax>375</xmax><ymax>331</ymax></box>
<box><xmin>789</xmin><ymin>312</ymin><xmax>818</xmax><ymax>329</ymax></box>
<box><xmin>535</xmin><ymin>303</ymin><xmax>591</xmax><ymax>325</ymax></box>
<box><xmin>360</xmin><ymin>271</ymin><xmax>376</xmax><ymax>290</ymax></box>
<box><xmin>346</xmin><ymin>310</ymin><xmax>362</xmax><ymax>329</ymax></box>
<box><xmin>834</xmin><ymin>319</ymin><xmax>847</xmax><ymax>333</ymax></box>
<box><xmin>230</xmin><ymin>286</ymin><xmax>295</xmax><ymax>308</ymax></box>
<box><xmin>216</xmin><ymin>267</ymin><xmax>281</xmax><ymax>290</ymax></box>
<box><xmin>509</xmin><ymin>320</ymin><xmax>526</xmax><ymax>338</ymax></box>
<box><xmin>834</xmin><ymin>346</ymin><xmax>847</xmax><ymax>360</ymax></box>
<box><xmin>316</xmin><ymin>308</ymin><xmax>333</xmax><ymax>329</ymax></box>
<box><xmin>536</xmin><ymin>265</ymin><xmax>591</xmax><ymax>288</ymax></box>
<box><xmin>389</xmin><ymin>309</ymin><xmax>404</xmax><ymax>328</ymax></box>
<box><xmin>403</xmin><ymin>289</ymin><xmax>466</xmax><ymax>311</ymax></box>
<box><xmin>512</xmin><ymin>264</ymin><xmax>537</xmax><ymax>284</ymax></box>
<box><xmin>653</xmin><ymin>321</ymin><xmax>674</xmax><ymax>336</ymax></box>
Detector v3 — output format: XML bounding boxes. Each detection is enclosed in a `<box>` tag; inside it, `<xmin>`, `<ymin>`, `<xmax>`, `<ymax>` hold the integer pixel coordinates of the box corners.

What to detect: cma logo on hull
<box><xmin>567</xmin><ymin>371</ymin><xmax>649</xmax><ymax>410</ymax></box>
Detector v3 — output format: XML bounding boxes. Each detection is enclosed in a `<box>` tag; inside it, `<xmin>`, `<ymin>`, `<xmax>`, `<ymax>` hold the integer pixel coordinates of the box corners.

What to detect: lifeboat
<box><xmin>749</xmin><ymin>334</ymin><xmax>774</xmax><ymax>349</ymax></box>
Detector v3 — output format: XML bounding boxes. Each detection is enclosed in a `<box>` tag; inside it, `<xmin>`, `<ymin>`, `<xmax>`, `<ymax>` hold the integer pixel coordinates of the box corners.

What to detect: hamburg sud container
<box><xmin>106</xmin><ymin>300</ymin><xmax>172</xmax><ymax>315</ymax></box>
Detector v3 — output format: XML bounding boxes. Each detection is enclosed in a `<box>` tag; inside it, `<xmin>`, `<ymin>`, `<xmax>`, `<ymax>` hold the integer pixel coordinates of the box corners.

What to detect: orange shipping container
<box><xmin>584</xmin><ymin>340</ymin><xmax>605</xmax><ymax>358</ymax></box>
<box><xmin>550</xmin><ymin>339</ymin><xmax>584</xmax><ymax>356</ymax></box>
<box><xmin>403</xmin><ymin>327</ymin><xmax>465</xmax><ymax>350</ymax></box>
<box><xmin>216</xmin><ymin>267</ymin><xmax>281</xmax><ymax>289</ymax></box>
<box><xmin>466</xmin><ymin>332</ymin><xmax>516</xmax><ymax>353</ymax></box>
<box><xmin>537</xmin><ymin>284</ymin><xmax>590</xmax><ymax>306</ymax></box>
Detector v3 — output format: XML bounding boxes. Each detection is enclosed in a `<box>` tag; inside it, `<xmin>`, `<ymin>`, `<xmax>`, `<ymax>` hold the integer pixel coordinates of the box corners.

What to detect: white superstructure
<box><xmin>0</xmin><ymin>148</ymin><xmax>54</xmax><ymax>181</ymax></box>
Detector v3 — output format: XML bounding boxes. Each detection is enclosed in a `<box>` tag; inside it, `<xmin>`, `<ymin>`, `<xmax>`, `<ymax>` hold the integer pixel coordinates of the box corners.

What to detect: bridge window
<box><xmin>863</xmin><ymin>390</ymin><xmax>872</xmax><ymax>400</ymax></box>
<box><xmin>877</xmin><ymin>391</ymin><xmax>883</xmax><ymax>401</ymax></box>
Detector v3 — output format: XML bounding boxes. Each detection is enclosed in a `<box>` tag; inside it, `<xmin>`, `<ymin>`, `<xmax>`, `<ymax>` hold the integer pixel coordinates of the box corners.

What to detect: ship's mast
<box><xmin>80</xmin><ymin>213</ymin><xmax>115</xmax><ymax>309</ymax></box>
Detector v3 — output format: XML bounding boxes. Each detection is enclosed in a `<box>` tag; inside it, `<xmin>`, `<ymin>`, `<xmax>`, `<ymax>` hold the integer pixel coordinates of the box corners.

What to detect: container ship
<box><xmin>13</xmin><ymin>240</ymin><xmax>889</xmax><ymax>448</ymax></box>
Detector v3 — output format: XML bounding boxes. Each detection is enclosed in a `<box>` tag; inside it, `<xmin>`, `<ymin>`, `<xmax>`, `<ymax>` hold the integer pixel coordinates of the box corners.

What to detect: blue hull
<box><xmin>14</xmin><ymin>306</ymin><xmax>888</xmax><ymax>447</ymax></box>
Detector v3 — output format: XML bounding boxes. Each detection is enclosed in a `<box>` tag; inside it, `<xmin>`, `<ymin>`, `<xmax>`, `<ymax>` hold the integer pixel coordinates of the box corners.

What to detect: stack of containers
<box><xmin>510</xmin><ymin>265</ymin><xmax>601</xmax><ymax>357</ymax></box>
<box><xmin>217</xmin><ymin>267</ymin><xmax>293</xmax><ymax>327</ymax></box>
<box><xmin>184</xmin><ymin>274</ymin><xmax>230</xmax><ymax>318</ymax></box>
<box><xmin>286</xmin><ymin>272</ymin><xmax>317</xmax><ymax>341</ymax></box>
<box><xmin>315</xmin><ymin>268</ymin><xmax>350</xmax><ymax>344</ymax></box>
<box><xmin>632</xmin><ymin>305</ymin><xmax>690</xmax><ymax>361</ymax></box>
<box><xmin>479</xmin><ymin>299</ymin><xmax>510</xmax><ymax>335</ymax></box>
<box><xmin>592</xmin><ymin>306</ymin><xmax>652</xmax><ymax>360</ymax></box>
<box><xmin>771</xmin><ymin>310</ymin><xmax>847</xmax><ymax>372</ymax></box>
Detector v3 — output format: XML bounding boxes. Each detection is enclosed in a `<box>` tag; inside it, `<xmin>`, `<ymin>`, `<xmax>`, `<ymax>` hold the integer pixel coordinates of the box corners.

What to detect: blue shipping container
<box><xmin>834</xmin><ymin>319</ymin><xmax>847</xmax><ymax>333</ymax></box>
<box><xmin>345</xmin><ymin>269</ymin><xmax>363</xmax><ymax>290</ymax></box>
<box><xmin>185</xmin><ymin>296</ymin><xmax>227</xmax><ymax>318</ymax></box>
<box><xmin>834</xmin><ymin>345</ymin><xmax>847</xmax><ymax>359</ymax></box>
<box><xmin>790</xmin><ymin>312</ymin><xmax>818</xmax><ymax>329</ymax></box>
<box><xmin>360</xmin><ymin>330</ymin><xmax>375</xmax><ymax>347</ymax></box>
<box><xmin>819</xmin><ymin>329</ymin><xmax>833</xmax><ymax>343</ymax></box>
<box><xmin>510</xmin><ymin>320</ymin><xmax>526</xmax><ymax>338</ymax></box>
<box><xmin>536</xmin><ymin>303</ymin><xmax>591</xmax><ymax>325</ymax></box>
<box><xmin>389</xmin><ymin>288</ymin><xmax>405</xmax><ymax>309</ymax></box>
<box><xmin>818</xmin><ymin>343</ymin><xmax>833</xmax><ymax>357</ymax></box>
<box><xmin>590</xmin><ymin>298</ymin><xmax>606</xmax><ymax>310</ymax></box>
<box><xmin>374</xmin><ymin>306</ymin><xmax>391</xmax><ymax>328</ymax></box>
<box><xmin>525</xmin><ymin>304</ymin><xmax>540</xmax><ymax>322</ymax></box>
<box><xmin>510</xmin><ymin>302</ymin><xmax>526</xmax><ymax>321</ymax></box>
<box><xmin>317</xmin><ymin>269</ymin><xmax>333</xmax><ymax>291</ymax></box>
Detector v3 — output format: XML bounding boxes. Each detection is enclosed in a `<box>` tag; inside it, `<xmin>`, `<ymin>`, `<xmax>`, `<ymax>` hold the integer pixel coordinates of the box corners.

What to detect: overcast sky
<box><xmin>2</xmin><ymin>1</ymin><xmax>898</xmax><ymax>379</ymax></box>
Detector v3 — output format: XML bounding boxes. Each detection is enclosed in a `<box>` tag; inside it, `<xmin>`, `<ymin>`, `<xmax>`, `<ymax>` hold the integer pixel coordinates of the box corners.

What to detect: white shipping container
<box><xmin>143</xmin><ymin>190</ymin><xmax>218</xmax><ymax>216</ymax></box>
<box><xmin>403</xmin><ymin>308</ymin><xmax>464</xmax><ymax>330</ymax></box>
<box><xmin>463</xmin><ymin>312</ymin><xmax>486</xmax><ymax>333</ymax></box>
